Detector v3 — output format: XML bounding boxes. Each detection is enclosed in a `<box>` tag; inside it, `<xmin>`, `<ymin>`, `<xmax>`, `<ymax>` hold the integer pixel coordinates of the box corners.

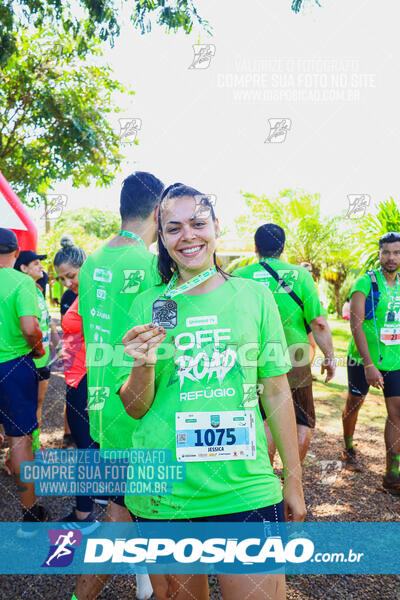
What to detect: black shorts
<box><xmin>0</xmin><ymin>354</ymin><xmax>38</xmax><ymax>437</ymax></box>
<box><xmin>109</xmin><ymin>495</ymin><xmax>126</xmax><ymax>507</ymax></box>
<box><xmin>259</xmin><ymin>364</ymin><xmax>315</xmax><ymax>429</ymax></box>
<box><xmin>347</xmin><ymin>356</ymin><xmax>400</xmax><ymax>398</ymax></box>
<box><xmin>131</xmin><ymin>501</ymin><xmax>285</xmax><ymax>523</ymax></box>
<box><xmin>130</xmin><ymin>503</ymin><xmax>286</xmax><ymax>573</ymax></box>
<box><xmin>36</xmin><ymin>365</ymin><xmax>51</xmax><ymax>381</ymax></box>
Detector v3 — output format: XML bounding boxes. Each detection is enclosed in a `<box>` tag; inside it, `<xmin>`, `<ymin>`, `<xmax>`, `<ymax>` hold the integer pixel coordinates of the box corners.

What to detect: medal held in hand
<box><xmin>386</xmin><ymin>310</ymin><xmax>396</xmax><ymax>323</ymax></box>
<box><xmin>152</xmin><ymin>298</ymin><xmax>178</xmax><ymax>329</ymax></box>
<box><xmin>151</xmin><ymin>266</ymin><xmax>217</xmax><ymax>330</ymax></box>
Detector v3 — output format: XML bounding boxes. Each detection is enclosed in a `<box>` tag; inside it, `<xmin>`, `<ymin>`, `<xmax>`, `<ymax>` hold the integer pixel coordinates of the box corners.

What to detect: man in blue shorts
<box><xmin>14</xmin><ymin>250</ymin><xmax>56</xmax><ymax>450</ymax></box>
<box><xmin>0</xmin><ymin>229</ymin><xmax>49</xmax><ymax>527</ymax></box>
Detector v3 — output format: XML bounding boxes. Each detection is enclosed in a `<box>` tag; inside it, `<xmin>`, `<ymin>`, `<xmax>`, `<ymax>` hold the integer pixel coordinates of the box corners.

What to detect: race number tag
<box><xmin>175</xmin><ymin>410</ymin><xmax>256</xmax><ymax>462</ymax></box>
<box><xmin>380</xmin><ymin>327</ymin><xmax>400</xmax><ymax>345</ymax></box>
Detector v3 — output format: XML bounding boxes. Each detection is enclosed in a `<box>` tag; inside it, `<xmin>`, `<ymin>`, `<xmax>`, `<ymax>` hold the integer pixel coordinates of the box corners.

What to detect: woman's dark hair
<box><xmin>53</xmin><ymin>235</ymin><xmax>86</xmax><ymax>269</ymax></box>
<box><xmin>157</xmin><ymin>183</ymin><xmax>227</xmax><ymax>284</ymax></box>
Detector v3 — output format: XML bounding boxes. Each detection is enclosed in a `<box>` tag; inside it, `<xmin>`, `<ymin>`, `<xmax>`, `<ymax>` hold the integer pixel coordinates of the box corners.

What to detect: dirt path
<box><xmin>0</xmin><ymin>368</ymin><xmax>399</xmax><ymax>599</ymax></box>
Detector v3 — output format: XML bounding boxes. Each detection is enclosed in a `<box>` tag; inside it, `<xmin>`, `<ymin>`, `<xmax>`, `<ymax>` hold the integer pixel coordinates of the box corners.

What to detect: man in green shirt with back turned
<box><xmin>235</xmin><ymin>223</ymin><xmax>336</xmax><ymax>466</ymax></box>
<box><xmin>74</xmin><ymin>172</ymin><xmax>164</xmax><ymax>600</ymax></box>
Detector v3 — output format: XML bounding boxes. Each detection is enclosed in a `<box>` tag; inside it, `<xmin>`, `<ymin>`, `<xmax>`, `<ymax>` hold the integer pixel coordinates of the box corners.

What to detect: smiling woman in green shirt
<box><xmin>116</xmin><ymin>184</ymin><xmax>305</xmax><ymax>600</ymax></box>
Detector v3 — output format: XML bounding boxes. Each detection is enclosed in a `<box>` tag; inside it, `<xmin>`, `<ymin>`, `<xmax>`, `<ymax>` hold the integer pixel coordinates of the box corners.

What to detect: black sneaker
<box><xmin>62</xmin><ymin>434</ymin><xmax>76</xmax><ymax>449</ymax></box>
<box><xmin>382</xmin><ymin>473</ymin><xmax>400</xmax><ymax>496</ymax></box>
<box><xmin>60</xmin><ymin>510</ymin><xmax>100</xmax><ymax>535</ymax></box>
<box><xmin>17</xmin><ymin>504</ymin><xmax>50</xmax><ymax>539</ymax></box>
<box><xmin>93</xmin><ymin>497</ymin><xmax>108</xmax><ymax>506</ymax></box>
<box><xmin>342</xmin><ymin>448</ymin><xmax>362</xmax><ymax>472</ymax></box>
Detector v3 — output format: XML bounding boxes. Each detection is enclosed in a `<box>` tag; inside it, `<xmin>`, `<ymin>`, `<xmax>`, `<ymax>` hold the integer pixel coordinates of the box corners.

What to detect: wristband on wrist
<box><xmin>364</xmin><ymin>363</ymin><xmax>375</xmax><ymax>369</ymax></box>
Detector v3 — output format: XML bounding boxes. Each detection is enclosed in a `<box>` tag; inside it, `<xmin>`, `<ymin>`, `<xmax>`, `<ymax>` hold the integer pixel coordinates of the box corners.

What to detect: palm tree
<box><xmin>235</xmin><ymin>189</ymin><xmax>342</xmax><ymax>280</ymax></box>
<box><xmin>231</xmin><ymin>188</ymin><xmax>359</xmax><ymax>315</ymax></box>
<box><xmin>353</xmin><ymin>198</ymin><xmax>400</xmax><ymax>272</ymax></box>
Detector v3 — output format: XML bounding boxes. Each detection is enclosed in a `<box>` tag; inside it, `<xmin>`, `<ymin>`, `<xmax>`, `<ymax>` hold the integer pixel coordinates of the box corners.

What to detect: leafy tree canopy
<box><xmin>0</xmin><ymin>28</ymin><xmax>129</xmax><ymax>205</ymax></box>
<box><xmin>232</xmin><ymin>188</ymin><xmax>359</xmax><ymax>314</ymax></box>
<box><xmin>38</xmin><ymin>207</ymin><xmax>118</xmax><ymax>278</ymax></box>
<box><xmin>235</xmin><ymin>188</ymin><xmax>356</xmax><ymax>279</ymax></box>
<box><xmin>54</xmin><ymin>207</ymin><xmax>120</xmax><ymax>239</ymax></box>
<box><xmin>0</xmin><ymin>0</ymin><xmax>209</xmax><ymax>65</ymax></box>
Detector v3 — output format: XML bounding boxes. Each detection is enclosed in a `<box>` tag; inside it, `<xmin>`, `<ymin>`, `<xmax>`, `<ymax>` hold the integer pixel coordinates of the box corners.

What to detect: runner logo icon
<box><xmin>88</xmin><ymin>386</ymin><xmax>110</xmax><ymax>411</ymax></box>
<box><xmin>42</xmin><ymin>529</ymin><xmax>82</xmax><ymax>567</ymax></box>
<box><xmin>120</xmin><ymin>270</ymin><xmax>145</xmax><ymax>294</ymax></box>
<box><xmin>265</xmin><ymin>118</ymin><xmax>291</xmax><ymax>143</ymax></box>
<box><xmin>241</xmin><ymin>383</ymin><xmax>264</xmax><ymax>408</ymax></box>
<box><xmin>188</xmin><ymin>44</ymin><xmax>216</xmax><ymax>70</ymax></box>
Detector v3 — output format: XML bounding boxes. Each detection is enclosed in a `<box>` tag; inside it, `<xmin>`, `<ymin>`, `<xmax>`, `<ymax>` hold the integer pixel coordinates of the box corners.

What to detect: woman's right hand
<box><xmin>122</xmin><ymin>323</ymin><xmax>167</xmax><ymax>367</ymax></box>
<box><xmin>364</xmin><ymin>364</ymin><xmax>384</xmax><ymax>389</ymax></box>
<box><xmin>282</xmin><ymin>476</ymin><xmax>306</xmax><ymax>522</ymax></box>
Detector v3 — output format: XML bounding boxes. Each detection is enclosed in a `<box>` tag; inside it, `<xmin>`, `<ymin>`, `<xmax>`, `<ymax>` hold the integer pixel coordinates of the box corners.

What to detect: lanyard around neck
<box><xmin>163</xmin><ymin>266</ymin><xmax>217</xmax><ymax>299</ymax></box>
<box><xmin>118</xmin><ymin>230</ymin><xmax>145</xmax><ymax>248</ymax></box>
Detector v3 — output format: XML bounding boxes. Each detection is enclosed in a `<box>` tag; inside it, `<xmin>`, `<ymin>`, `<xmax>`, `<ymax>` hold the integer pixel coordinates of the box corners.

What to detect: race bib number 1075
<box><xmin>175</xmin><ymin>410</ymin><xmax>256</xmax><ymax>462</ymax></box>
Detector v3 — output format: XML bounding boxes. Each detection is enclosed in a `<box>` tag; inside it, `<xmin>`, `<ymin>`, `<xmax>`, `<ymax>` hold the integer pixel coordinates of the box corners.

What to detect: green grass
<box><xmin>327</xmin><ymin>316</ymin><xmax>352</xmax><ymax>358</ymax></box>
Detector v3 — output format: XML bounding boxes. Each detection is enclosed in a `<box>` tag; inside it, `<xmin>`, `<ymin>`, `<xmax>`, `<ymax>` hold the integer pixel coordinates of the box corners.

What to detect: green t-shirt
<box><xmin>115</xmin><ymin>277</ymin><xmax>291</xmax><ymax>519</ymax></box>
<box><xmin>78</xmin><ymin>243</ymin><xmax>160</xmax><ymax>448</ymax></box>
<box><xmin>33</xmin><ymin>286</ymin><xmax>51</xmax><ymax>369</ymax></box>
<box><xmin>348</xmin><ymin>270</ymin><xmax>400</xmax><ymax>371</ymax></box>
<box><xmin>0</xmin><ymin>268</ymin><xmax>40</xmax><ymax>364</ymax></box>
<box><xmin>234</xmin><ymin>258</ymin><xmax>326</xmax><ymax>366</ymax></box>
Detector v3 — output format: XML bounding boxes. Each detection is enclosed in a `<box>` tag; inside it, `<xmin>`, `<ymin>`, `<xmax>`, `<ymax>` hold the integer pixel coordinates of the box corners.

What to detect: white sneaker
<box><xmin>136</xmin><ymin>573</ymin><xmax>153</xmax><ymax>599</ymax></box>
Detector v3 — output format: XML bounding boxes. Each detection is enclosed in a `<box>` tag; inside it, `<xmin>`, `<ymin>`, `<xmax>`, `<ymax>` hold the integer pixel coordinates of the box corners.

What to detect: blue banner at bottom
<box><xmin>0</xmin><ymin>523</ymin><xmax>398</xmax><ymax>575</ymax></box>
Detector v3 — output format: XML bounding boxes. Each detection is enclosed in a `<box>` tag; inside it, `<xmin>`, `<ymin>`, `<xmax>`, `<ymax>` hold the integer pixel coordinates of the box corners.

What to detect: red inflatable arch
<box><xmin>0</xmin><ymin>171</ymin><xmax>37</xmax><ymax>251</ymax></box>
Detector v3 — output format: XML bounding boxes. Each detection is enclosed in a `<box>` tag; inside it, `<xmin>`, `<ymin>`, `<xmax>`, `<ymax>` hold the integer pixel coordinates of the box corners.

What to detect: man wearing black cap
<box><xmin>0</xmin><ymin>229</ymin><xmax>49</xmax><ymax>531</ymax></box>
<box><xmin>235</xmin><ymin>223</ymin><xmax>336</xmax><ymax>466</ymax></box>
<box><xmin>14</xmin><ymin>250</ymin><xmax>59</xmax><ymax>450</ymax></box>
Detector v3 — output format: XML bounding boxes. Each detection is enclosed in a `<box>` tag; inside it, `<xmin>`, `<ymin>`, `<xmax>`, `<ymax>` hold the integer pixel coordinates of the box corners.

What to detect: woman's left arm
<box><xmin>259</xmin><ymin>374</ymin><xmax>306</xmax><ymax>522</ymax></box>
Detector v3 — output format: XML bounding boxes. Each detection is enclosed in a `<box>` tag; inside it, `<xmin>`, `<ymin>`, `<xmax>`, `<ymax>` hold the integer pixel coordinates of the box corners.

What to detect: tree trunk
<box><xmin>43</xmin><ymin>196</ymin><xmax>50</xmax><ymax>233</ymax></box>
<box><xmin>334</xmin><ymin>282</ymin><xmax>341</xmax><ymax>316</ymax></box>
